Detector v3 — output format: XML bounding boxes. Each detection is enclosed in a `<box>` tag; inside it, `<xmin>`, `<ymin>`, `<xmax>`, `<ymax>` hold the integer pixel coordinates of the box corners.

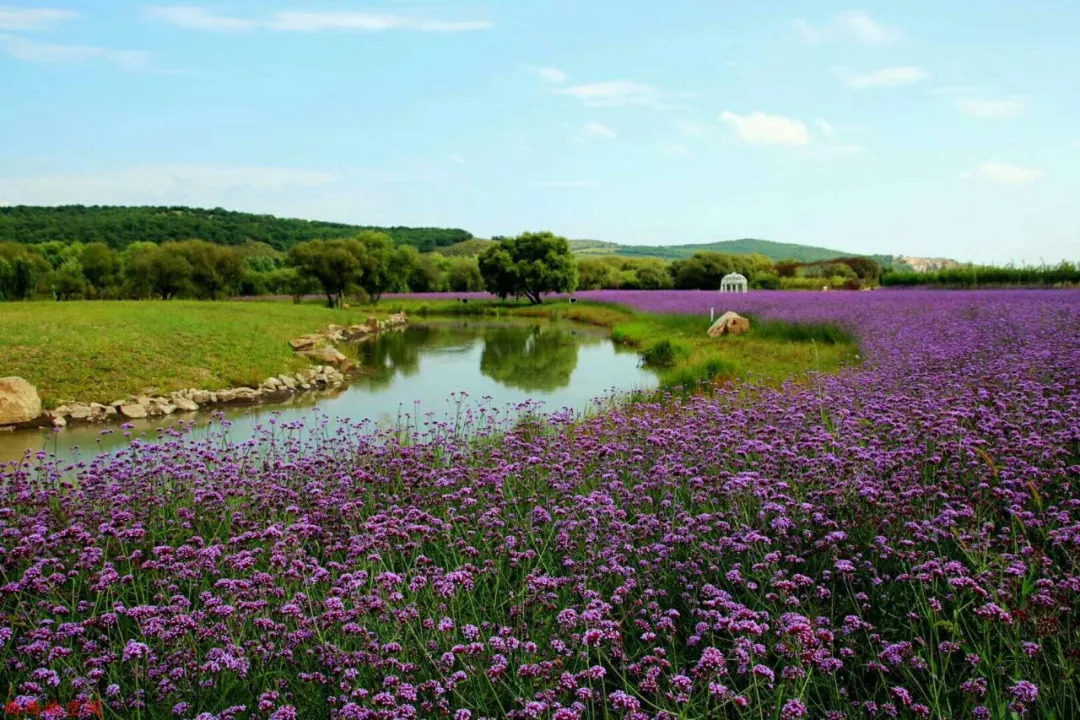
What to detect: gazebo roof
<box><xmin>721</xmin><ymin>273</ymin><xmax>747</xmax><ymax>282</ymax></box>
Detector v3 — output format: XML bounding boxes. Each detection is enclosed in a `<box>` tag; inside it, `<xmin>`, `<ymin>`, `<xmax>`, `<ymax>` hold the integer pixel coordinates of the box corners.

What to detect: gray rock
<box><xmin>174</xmin><ymin>397</ymin><xmax>199</xmax><ymax>412</ymax></box>
<box><xmin>120</xmin><ymin>403</ymin><xmax>147</xmax><ymax>419</ymax></box>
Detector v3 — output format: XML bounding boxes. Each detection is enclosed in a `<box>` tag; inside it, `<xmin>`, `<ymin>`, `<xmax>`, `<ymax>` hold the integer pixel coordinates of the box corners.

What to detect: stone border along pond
<box><xmin>0</xmin><ymin>312</ymin><xmax>409</xmax><ymax>432</ymax></box>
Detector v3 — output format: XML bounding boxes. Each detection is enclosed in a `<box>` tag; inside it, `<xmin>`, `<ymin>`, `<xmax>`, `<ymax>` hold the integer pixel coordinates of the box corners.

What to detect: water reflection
<box><xmin>0</xmin><ymin>319</ymin><xmax>657</xmax><ymax>464</ymax></box>
<box><xmin>480</xmin><ymin>326</ymin><xmax>579</xmax><ymax>391</ymax></box>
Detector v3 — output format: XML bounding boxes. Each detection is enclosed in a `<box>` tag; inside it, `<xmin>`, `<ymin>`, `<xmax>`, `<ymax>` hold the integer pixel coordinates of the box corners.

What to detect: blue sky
<box><xmin>1</xmin><ymin>1</ymin><xmax>1077</xmax><ymax>263</ymax></box>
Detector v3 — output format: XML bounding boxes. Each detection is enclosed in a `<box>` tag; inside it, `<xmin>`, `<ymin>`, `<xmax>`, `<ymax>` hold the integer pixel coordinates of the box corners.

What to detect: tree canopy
<box><xmin>478</xmin><ymin>231</ymin><xmax>577</xmax><ymax>303</ymax></box>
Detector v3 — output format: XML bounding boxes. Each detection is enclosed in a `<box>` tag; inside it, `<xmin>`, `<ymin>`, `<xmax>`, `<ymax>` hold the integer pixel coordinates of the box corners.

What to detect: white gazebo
<box><xmin>720</xmin><ymin>272</ymin><xmax>748</xmax><ymax>293</ymax></box>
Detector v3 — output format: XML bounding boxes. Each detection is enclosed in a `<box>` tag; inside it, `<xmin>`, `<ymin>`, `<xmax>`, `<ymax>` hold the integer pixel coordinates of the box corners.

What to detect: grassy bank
<box><xmin>383</xmin><ymin>298</ymin><xmax>857</xmax><ymax>387</ymax></box>
<box><xmin>0</xmin><ymin>298</ymin><xmax>856</xmax><ymax>408</ymax></box>
<box><xmin>0</xmin><ymin>301</ymin><xmax>389</xmax><ymax>407</ymax></box>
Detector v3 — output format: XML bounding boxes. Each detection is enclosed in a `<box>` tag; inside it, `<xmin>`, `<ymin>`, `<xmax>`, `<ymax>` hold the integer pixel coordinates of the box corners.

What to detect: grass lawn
<box><xmin>0</xmin><ymin>300</ymin><xmax>388</xmax><ymax>407</ymax></box>
<box><xmin>0</xmin><ymin>298</ymin><xmax>858</xmax><ymax>408</ymax></box>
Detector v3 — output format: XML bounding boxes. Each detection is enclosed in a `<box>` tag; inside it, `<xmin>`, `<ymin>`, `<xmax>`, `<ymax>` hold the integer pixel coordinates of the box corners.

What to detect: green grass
<box><xmin>0</xmin><ymin>301</ymin><xmax>392</xmax><ymax>407</ymax></box>
<box><xmin>385</xmin><ymin>298</ymin><xmax>859</xmax><ymax>388</ymax></box>
<box><xmin>0</xmin><ymin>298</ymin><xmax>858</xmax><ymax>408</ymax></box>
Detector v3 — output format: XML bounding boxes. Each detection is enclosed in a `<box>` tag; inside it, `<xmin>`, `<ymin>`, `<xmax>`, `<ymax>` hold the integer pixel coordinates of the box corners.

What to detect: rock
<box><xmin>289</xmin><ymin>335</ymin><xmax>322</xmax><ymax>351</ymax></box>
<box><xmin>386</xmin><ymin>311</ymin><xmax>408</xmax><ymax>327</ymax></box>
<box><xmin>174</xmin><ymin>397</ymin><xmax>199</xmax><ymax>412</ymax></box>
<box><xmin>303</xmin><ymin>346</ymin><xmax>351</xmax><ymax>368</ymax></box>
<box><xmin>53</xmin><ymin>404</ymin><xmax>73</xmax><ymax>416</ymax></box>
<box><xmin>69</xmin><ymin>404</ymin><xmax>94</xmax><ymax>421</ymax></box>
<box><xmin>345</xmin><ymin>324</ymin><xmax>369</xmax><ymax>339</ymax></box>
<box><xmin>278</xmin><ymin>374</ymin><xmax>298</xmax><ymax>390</ymax></box>
<box><xmin>136</xmin><ymin>396</ymin><xmax>152</xmax><ymax>408</ymax></box>
<box><xmin>49</xmin><ymin>412</ymin><xmax>67</xmax><ymax>428</ymax></box>
<box><xmin>120</xmin><ymin>403</ymin><xmax>147</xmax><ymax>419</ymax></box>
<box><xmin>262</xmin><ymin>377</ymin><xmax>282</xmax><ymax>390</ymax></box>
<box><xmin>191</xmin><ymin>390</ymin><xmax>213</xmax><ymax>404</ymax></box>
<box><xmin>0</xmin><ymin>377</ymin><xmax>41</xmax><ymax>425</ymax></box>
<box><xmin>110</xmin><ymin>399</ymin><xmax>126</xmax><ymax>408</ymax></box>
<box><xmin>707</xmin><ymin>311</ymin><xmax>751</xmax><ymax>338</ymax></box>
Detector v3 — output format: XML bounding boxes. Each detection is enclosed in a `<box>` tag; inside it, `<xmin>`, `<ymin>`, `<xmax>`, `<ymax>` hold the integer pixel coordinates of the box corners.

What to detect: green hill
<box><xmin>436</xmin><ymin>238</ymin><xmax>497</xmax><ymax>257</ymax></box>
<box><xmin>0</xmin><ymin>205</ymin><xmax>473</xmax><ymax>252</ymax></box>
<box><xmin>569</xmin><ymin>237</ymin><xmax>889</xmax><ymax>264</ymax></box>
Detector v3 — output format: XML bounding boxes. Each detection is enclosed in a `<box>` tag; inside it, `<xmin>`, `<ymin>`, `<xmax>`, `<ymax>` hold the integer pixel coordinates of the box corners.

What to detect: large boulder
<box><xmin>707</xmin><ymin>311</ymin><xmax>751</xmax><ymax>338</ymax></box>
<box><xmin>303</xmin><ymin>346</ymin><xmax>351</xmax><ymax>369</ymax></box>
<box><xmin>0</xmin><ymin>377</ymin><xmax>42</xmax><ymax>425</ymax></box>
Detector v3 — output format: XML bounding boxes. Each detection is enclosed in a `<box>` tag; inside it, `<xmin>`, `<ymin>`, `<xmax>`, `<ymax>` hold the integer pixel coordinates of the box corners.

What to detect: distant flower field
<box><xmin>2</xmin><ymin>289</ymin><xmax>1079</xmax><ymax>719</ymax></box>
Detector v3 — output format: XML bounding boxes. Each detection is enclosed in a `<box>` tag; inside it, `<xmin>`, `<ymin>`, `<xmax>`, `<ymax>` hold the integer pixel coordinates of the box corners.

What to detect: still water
<box><xmin>0</xmin><ymin>319</ymin><xmax>657</xmax><ymax>464</ymax></box>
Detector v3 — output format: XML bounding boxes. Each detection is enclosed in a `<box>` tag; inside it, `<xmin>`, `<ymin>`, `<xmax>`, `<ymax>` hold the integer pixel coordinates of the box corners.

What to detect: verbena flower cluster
<box><xmin>2</xmin><ymin>289</ymin><xmax>1079</xmax><ymax>719</ymax></box>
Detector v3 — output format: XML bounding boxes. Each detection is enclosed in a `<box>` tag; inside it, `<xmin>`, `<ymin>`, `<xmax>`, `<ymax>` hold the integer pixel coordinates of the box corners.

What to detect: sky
<box><xmin>1</xmin><ymin>1</ymin><xmax>1078</xmax><ymax>264</ymax></box>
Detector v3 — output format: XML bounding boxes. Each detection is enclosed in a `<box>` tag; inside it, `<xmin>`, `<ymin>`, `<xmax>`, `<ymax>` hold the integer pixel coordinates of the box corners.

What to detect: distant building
<box><xmin>720</xmin><ymin>272</ymin><xmax>748</xmax><ymax>293</ymax></box>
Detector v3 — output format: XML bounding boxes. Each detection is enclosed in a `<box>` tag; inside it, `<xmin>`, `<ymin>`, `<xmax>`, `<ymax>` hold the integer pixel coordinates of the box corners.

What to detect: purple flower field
<box><xmin>3</xmin><ymin>289</ymin><xmax>1079</xmax><ymax>719</ymax></box>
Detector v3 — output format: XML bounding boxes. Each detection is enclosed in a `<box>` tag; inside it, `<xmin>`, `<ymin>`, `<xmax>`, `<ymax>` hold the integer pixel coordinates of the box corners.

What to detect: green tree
<box><xmin>477</xmin><ymin>246</ymin><xmax>517</xmax><ymax>300</ymax></box>
<box><xmin>288</xmin><ymin>238</ymin><xmax>366</xmax><ymax>307</ymax></box>
<box><xmin>446</xmin><ymin>256</ymin><xmax>484</xmax><ymax>292</ymax></box>
<box><xmin>54</xmin><ymin>258</ymin><xmax>88</xmax><ymax>300</ymax></box>
<box><xmin>174</xmin><ymin>240</ymin><xmax>243</xmax><ymax>299</ymax></box>
<box><xmin>149</xmin><ymin>246</ymin><xmax>193</xmax><ymax>299</ymax></box>
<box><xmin>79</xmin><ymin>242</ymin><xmax>120</xmax><ymax>296</ymax></box>
<box><xmin>478</xmin><ymin>231</ymin><xmax>577</xmax><ymax>303</ymax></box>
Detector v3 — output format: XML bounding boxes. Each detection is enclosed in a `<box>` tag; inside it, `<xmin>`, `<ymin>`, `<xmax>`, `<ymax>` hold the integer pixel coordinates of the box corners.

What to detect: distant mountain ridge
<box><xmin>569</xmin><ymin>238</ymin><xmax>897</xmax><ymax>265</ymax></box>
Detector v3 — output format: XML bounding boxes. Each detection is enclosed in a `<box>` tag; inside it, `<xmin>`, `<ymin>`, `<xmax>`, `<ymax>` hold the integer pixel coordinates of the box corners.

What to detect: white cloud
<box><xmin>719</xmin><ymin>110</ymin><xmax>809</xmax><ymax>146</ymax></box>
<box><xmin>816</xmin><ymin>118</ymin><xmax>835</xmax><ymax>138</ymax></box>
<box><xmin>794</xmin><ymin>11</ymin><xmax>898</xmax><ymax>46</ymax></box>
<box><xmin>0</xmin><ymin>165</ymin><xmax>341</xmax><ymax>206</ymax></box>
<box><xmin>533</xmin><ymin>66</ymin><xmax>567</xmax><ymax>83</ymax></box>
<box><xmin>267</xmin><ymin>11</ymin><xmax>491</xmax><ymax>32</ymax></box>
<box><xmin>145</xmin><ymin>6</ymin><xmax>256</xmax><ymax>33</ymax></box>
<box><xmin>843</xmin><ymin>65</ymin><xmax>926</xmax><ymax>88</ymax></box>
<box><xmin>580</xmin><ymin>121</ymin><xmax>616</xmax><ymax>141</ymax></box>
<box><xmin>956</xmin><ymin>97</ymin><xmax>1024</xmax><ymax>118</ymax></box>
<box><xmin>554</xmin><ymin>80</ymin><xmax>666</xmax><ymax>107</ymax></box>
<box><xmin>974</xmin><ymin>161</ymin><xmax>1044</xmax><ymax>185</ymax></box>
<box><xmin>0</xmin><ymin>5</ymin><xmax>78</xmax><ymax>31</ymax></box>
<box><xmin>0</xmin><ymin>33</ymin><xmax>148</xmax><ymax>69</ymax></box>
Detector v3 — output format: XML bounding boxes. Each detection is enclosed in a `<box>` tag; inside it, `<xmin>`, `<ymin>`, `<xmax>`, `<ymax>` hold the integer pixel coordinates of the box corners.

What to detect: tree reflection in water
<box><xmin>350</xmin><ymin>322</ymin><xmax>582</xmax><ymax>392</ymax></box>
<box><xmin>479</xmin><ymin>326</ymin><xmax>579</xmax><ymax>391</ymax></box>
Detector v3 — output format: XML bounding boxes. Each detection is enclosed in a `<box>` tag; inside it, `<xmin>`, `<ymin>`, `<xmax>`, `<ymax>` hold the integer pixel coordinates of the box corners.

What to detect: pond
<box><xmin>0</xmin><ymin>319</ymin><xmax>657</xmax><ymax>464</ymax></box>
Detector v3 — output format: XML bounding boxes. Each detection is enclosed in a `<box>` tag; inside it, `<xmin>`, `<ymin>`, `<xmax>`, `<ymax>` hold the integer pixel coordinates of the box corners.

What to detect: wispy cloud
<box><xmin>267</xmin><ymin>11</ymin><xmax>490</xmax><ymax>32</ymax></box>
<box><xmin>554</xmin><ymin>80</ymin><xmax>674</xmax><ymax>108</ymax></box>
<box><xmin>531</xmin><ymin>66</ymin><xmax>566</xmax><ymax>83</ymax></box>
<box><xmin>146</xmin><ymin>6</ymin><xmax>492</xmax><ymax>33</ymax></box>
<box><xmin>842</xmin><ymin>65</ymin><xmax>926</xmax><ymax>88</ymax></box>
<box><xmin>0</xmin><ymin>165</ymin><xmax>342</xmax><ymax>205</ymax></box>
<box><xmin>0</xmin><ymin>33</ymin><xmax>148</xmax><ymax>69</ymax></box>
<box><xmin>970</xmin><ymin>161</ymin><xmax>1044</xmax><ymax>185</ymax></box>
<box><xmin>719</xmin><ymin>110</ymin><xmax>809</xmax><ymax>146</ymax></box>
<box><xmin>956</xmin><ymin>97</ymin><xmax>1025</xmax><ymax>118</ymax></box>
<box><xmin>0</xmin><ymin>5</ymin><xmax>78</xmax><ymax>31</ymax></box>
<box><xmin>145</xmin><ymin>6</ymin><xmax>256</xmax><ymax>33</ymax></box>
<box><xmin>579</xmin><ymin>121</ymin><xmax>617</xmax><ymax>141</ymax></box>
<box><xmin>794</xmin><ymin>11</ymin><xmax>898</xmax><ymax>46</ymax></box>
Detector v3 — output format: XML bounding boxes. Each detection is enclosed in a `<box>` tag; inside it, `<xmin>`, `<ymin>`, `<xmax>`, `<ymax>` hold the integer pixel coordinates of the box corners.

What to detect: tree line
<box><xmin>881</xmin><ymin>262</ymin><xmax>1079</xmax><ymax>288</ymax></box>
<box><xmin>0</xmin><ymin>231</ymin><xmax>894</xmax><ymax>303</ymax></box>
<box><xmin>0</xmin><ymin>205</ymin><xmax>472</xmax><ymax>252</ymax></box>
